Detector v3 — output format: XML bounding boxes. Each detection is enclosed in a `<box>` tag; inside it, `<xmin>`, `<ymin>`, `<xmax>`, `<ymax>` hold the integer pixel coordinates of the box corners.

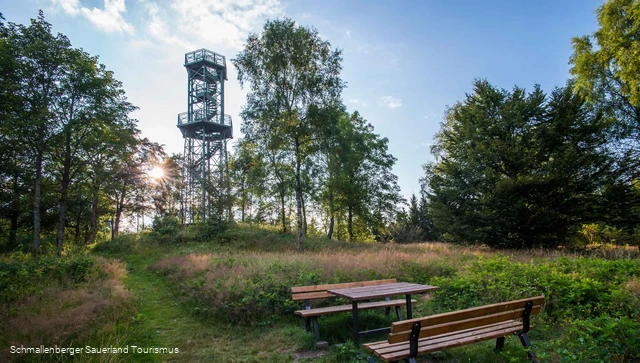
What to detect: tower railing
<box><xmin>177</xmin><ymin>111</ymin><xmax>233</xmax><ymax>127</ymax></box>
<box><xmin>184</xmin><ymin>49</ymin><xmax>226</xmax><ymax>69</ymax></box>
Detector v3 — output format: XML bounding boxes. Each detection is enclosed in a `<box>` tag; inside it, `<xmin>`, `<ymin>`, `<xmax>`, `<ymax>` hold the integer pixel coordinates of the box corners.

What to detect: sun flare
<box><xmin>149</xmin><ymin>166</ymin><xmax>164</xmax><ymax>180</ymax></box>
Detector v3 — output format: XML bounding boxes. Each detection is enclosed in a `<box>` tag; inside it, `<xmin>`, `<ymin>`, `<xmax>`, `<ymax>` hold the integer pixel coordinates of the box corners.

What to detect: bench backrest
<box><xmin>388</xmin><ymin>296</ymin><xmax>545</xmax><ymax>344</ymax></box>
<box><xmin>291</xmin><ymin>279</ymin><xmax>398</xmax><ymax>301</ymax></box>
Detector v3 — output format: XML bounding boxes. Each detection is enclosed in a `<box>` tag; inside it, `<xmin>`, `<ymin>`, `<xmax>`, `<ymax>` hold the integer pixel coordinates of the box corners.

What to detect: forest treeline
<box><xmin>2</xmin><ymin>0</ymin><xmax>640</xmax><ymax>253</ymax></box>
<box><xmin>0</xmin><ymin>12</ymin><xmax>181</xmax><ymax>254</ymax></box>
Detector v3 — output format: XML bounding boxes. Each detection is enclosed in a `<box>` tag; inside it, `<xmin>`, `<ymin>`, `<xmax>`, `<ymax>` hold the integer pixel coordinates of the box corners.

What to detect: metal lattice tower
<box><xmin>177</xmin><ymin>49</ymin><xmax>233</xmax><ymax>224</ymax></box>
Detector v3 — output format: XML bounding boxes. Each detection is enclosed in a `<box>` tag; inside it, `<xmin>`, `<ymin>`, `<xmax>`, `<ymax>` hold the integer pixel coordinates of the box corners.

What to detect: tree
<box><xmin>108</xmin><ymin>138</ymin><xmax>163</xmax><ymax>238</ymax></box>
<box><xmin>51</xmin><ymin>47</ymin><xmax>137</xmax><ymax>253</ymax></box>
<box><xmin>150</xmin><ymin>154</ymin><xmax>182</xmax><ymax>218</ymax></box>
<box><xmin>423</xmin><ymin>80</ymin><xmax>610</xmax><ymax>248</ymax></box>
<box><xmin>1</xmin><ymin>11</ymin><xmax>71</xmax><ymax>250</ymax></box>
<box><xmin>317</xmin><ymin>110</ymin><xmax>403</xmax><ymax>242</ymax></box>
<box><xmin>0</xmin><ymin>11</ymin><xmax>138</xmax><ymax>252</ymax></box>
<box><xmin>230</xmin><ymin>140</ymin><xmax>267</xmax><ymax>223</ymax></box>
<box><xmin>233</xmin><ymin>18</ymin><xmax>345</xmax><ymax>249</ymax></box>
<box><xmin>570</xmin><ymin>0</ymin><xmax>640</xmax><ymax>181</ymax></box>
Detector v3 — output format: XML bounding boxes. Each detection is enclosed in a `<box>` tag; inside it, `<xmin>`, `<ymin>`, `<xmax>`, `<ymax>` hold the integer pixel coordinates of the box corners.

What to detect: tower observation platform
<box><xmin>177</xmin><ymin>48</ymin><xmax>233</xmax><ymax>224</ymax></box>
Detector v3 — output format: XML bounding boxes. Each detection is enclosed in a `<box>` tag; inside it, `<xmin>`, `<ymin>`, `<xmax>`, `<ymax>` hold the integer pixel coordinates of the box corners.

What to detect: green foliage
<box><xmin>578</xmin><ymin>222</ymin><xmax>640</xmax><ymax>247</ymax></box>
<box><xmin>554</xmin><ymin>315</ymin><xmax>640</xmax><ymax>362</ymax></box>
<box><xmin>233</xmin><ymin>18</ymin><xmax>345</xmax><ymax>248</ymax></box>
<box><xmin>385</xmin><ymin>223</ymin><xmax>424</xmax><ymax>244</ymax></box>
<box><xmin>571</xmin><ymin>0</ymin><xmax>640</xmax><ymax>107</ymax></box>
<box><xmin>430</xmin><ymin>256</ymin><xmax>640</xmax><ymax>321</ymax></box>
<box><xmin>0</xmin><ymin>251</ymin><xmax>95</xmax><ymax>302</ymax></box>
<box><xmin>570</xmin><ymin>0</ymin><xmax>640</xmax><ymax>202</ymax></box>
<box><xmin>151</xmin><ymin>214</ymin><xmax>181</xmax><ymax>243</ymax></box>
<box><xmin>423</xmin><ymin>81</ymin><xmax>611</xmax><ymax>248</ymax></box>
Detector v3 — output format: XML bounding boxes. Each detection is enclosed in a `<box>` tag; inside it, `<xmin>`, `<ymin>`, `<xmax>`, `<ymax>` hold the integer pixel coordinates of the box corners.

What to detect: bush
<box><xmin>554</xmin><ymin>316</ymin><xmax>640</xmax><ymax>362</ymax></box>
<box><xmin>151</xmin><ymin>214</ymin><xmax>181</xmax><ymax>243</ymax></box>
<box><xmin>388</xmin><ymin>224</ymin><xmax>424</xmax><ymax>244</ymax></box>
<box><xmin>429</xmin><ymin>256</ymin><xmax>640</xmax><ymax>320</ymax></box>
<box><xmin>0</xmin><ymin>251</ymin><xmax>96</xmax><ymax>303</ymax></box>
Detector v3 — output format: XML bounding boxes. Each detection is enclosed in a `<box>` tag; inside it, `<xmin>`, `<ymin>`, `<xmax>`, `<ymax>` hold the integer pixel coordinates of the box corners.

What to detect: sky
<box><xmin>1</xmin><ymin>0</ymin><xmax>605</xmax><ymax>204</ymax></box>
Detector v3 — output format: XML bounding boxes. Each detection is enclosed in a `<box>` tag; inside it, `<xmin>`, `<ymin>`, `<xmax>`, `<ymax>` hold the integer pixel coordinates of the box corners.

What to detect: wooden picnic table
<box><xmin>328</xmin><ymin>282</ymin><xmax>440</xmax><ymax>345</ymax></box>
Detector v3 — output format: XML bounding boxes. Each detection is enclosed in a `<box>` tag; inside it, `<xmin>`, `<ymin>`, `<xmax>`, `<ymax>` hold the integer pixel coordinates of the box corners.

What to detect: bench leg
<box><xmin>352</xmin><ymin>301</ymin><xmax>360</xmax><ymax>346</ymax></box>
<box><xmin>518</xmin><ymin>332</ymin><xmax>537</xmax><ymax>363</ymax></box>
<box><xmin>395</xmin><ymin>305</ymin><xmax>403</xmax><ymax>320</ymax></box>
<box><xmin>385</xmin><ymin>307</ymin><xmax>391</xmax><ymax>316</ymax></box>
<box><xmin>495</xmin><ymin>336</ymin><xmax>505</xmax><ymax>351</ymax></box>
<box><xmin>312</xmin><ymin>316</ymin><xmax>320</xmax><ymax>341</ymax></box>
<box><xmin>305</xmin><ymin>317</ymin><xmax>311</xmax><ymax>331</ymax></box>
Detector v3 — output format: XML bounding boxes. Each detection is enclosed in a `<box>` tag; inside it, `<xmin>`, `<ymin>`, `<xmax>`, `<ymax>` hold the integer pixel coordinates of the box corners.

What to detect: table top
<box><xmin>327</xmin><ymin>282</ymin><xmax>440</xmax><ymax>302</ymax></box>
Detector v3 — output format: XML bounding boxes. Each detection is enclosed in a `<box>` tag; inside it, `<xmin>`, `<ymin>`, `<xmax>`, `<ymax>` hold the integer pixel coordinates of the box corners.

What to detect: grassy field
<box><xmin>2</xmin><ymin>223</ymin><xmax>640</xmax><ymax>362</ymax></box>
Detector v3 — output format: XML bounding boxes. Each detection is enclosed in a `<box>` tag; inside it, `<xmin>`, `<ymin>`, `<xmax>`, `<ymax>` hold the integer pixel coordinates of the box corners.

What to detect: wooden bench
<box><xmin>292</xmin><ymin>279</ymin><xmax>416</xmax><ymax>340</ymax></box>
<box><xmin>364</xmin><ymin>296</ymin><xmax>545</xmax><ymax>363</ymax></box>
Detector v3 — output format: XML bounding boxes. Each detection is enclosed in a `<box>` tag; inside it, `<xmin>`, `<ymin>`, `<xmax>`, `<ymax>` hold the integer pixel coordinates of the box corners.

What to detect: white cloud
<box><xmin>424</xmin><ymin>112</ymin><xmax>438</xmax><ymax>119</ymax></box>
<box><xmin>348</xmin><ymin>98</ymin><xmax>368</xmax><ymax>107</ymax></box>
<box><xmin>52</xmin><ymin>0</ymin><xmax>80</xmax><ymax>15</ymax></box>
<box><xmin>302</xmin><ymin>12</ymin><xmax>311</xmax><ymax>19</ymax></box>
<box><xmin>143</xmin><ymin>2</ymin><xmax>194</xmax><ymax>50</ymax></box>
<box><xmin>380</xmin><ymin>96</ymin><xmax>402</xmax><ymax>109</ymax></box>
<box><xmin>52</xmin><ymin>0</ymin><xmax>134</xmax><ymax>34</ymax></box>
<box><xmin>346</xmin><ymin>29</ymin><xmax>351</xmax><ymax>38</ymax></box>
<box><xmin>167</xmin><ymin>0</ymin><xmax>283</xmax><ymax>50</ymax></box>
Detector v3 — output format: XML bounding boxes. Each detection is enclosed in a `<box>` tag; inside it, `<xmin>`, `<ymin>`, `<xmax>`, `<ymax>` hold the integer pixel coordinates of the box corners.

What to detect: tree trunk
<box><xmin>9</xmin><ymin>174</ymin><xmax>19</xmax><ymax>247</ymax></box>
<box><xmin>327</xmin><ymin>191</ymin><xmax>334</xmax><ymax>239</ymax></box>
<box><xmin>33</xmin><ymin>134</ymin><xmax>45</xmax><ymax>251</ymax></box>
<box><xmin>240</xmin><ymin>179</ymin><xmax>246</xmax><ymax>222</ymax></box>
<box><xmin>280</xmin><ymin>188</ymin><xmax>286</xmax><ymax>232</ymax></box>
<box><xmin>294</xmin><ymin>139</ymin><xmax>304</xmax><ymax>249</ymax></box>
<box><xmin>302</xmin><ymin>192</ymin><xmax>307</xmax><ymax>236</ymax></box>
<box><xmin>87</xmin><ymin>185</ymin><xmax>99</xmax><ymax>244</ymax></box>
<box><xmin>56</xmin><ymin>132</ymin><xmax>72</xmax><ymax>255</ymax></box>
<box><xmin>74</xmin><ymin>215</ymin><xmax>81</xmax><ymax>244</ymax></box>
<box><xmin>348</xmin><ymin>204</ymin><xmax>354</xmax><ymax>242</ymax></box>
<box><xmin>327</xmin><ymin>215</ymin><xmax>334</xmax><ymax>240</ymax></box>
<box><xmin>9</xmin><ymin>213</ymin><xmax>18</xmax><ymax>248</ymax></box>
<box><xmin>114</xmin><ymin>189</ymin><xmax>126</xmax><ymax>238</ymax></box>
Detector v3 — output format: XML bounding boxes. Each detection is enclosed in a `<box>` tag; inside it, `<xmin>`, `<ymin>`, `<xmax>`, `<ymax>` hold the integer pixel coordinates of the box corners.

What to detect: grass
<box><xmin>2</xmin><ymin>223</ymin><xmax>640</xmax><ymax>362</ymax></box>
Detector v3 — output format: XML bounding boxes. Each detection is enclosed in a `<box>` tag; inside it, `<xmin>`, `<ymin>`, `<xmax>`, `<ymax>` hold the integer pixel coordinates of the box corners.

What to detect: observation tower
<box><xmin>177</xmin><ymin>49</ymin><xmax>233</xmax><ymax>224</ymax></box>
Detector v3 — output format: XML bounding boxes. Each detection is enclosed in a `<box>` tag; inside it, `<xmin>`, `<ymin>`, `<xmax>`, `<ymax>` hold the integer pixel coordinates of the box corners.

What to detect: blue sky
<box><xmin>1</xmin><ymin>0</ymin><xmax>604</xmax><ymax>203</ymax></box>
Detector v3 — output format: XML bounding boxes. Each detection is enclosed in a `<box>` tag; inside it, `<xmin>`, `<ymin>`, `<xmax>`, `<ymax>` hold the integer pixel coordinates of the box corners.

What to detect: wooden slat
<box><xmin>380</xmin><ymin>322</ymin><xmax>533</xmax><ymax>361</ymax></box>
<box><xmin>291</xmin><ymin>291</ymin><xmax>336</xmax><ymax>301</ymax></box>
<box><xmin>388</xmin><ymin>305</ymin><xmax>542</xmax><ymax>344</ymax></box>
<box><xmin>291</xmin><ymin>279</ymin><xmax>397</xmax><ymax>294</ymax></box>
<box><xmin>328</xmin><ymin>283</ymin><xmax>440</xmax><ymax>301</ymax></box>
<box><xmin>366</xmin><ymin>321</ymin><xmax>522</xmax><ymax>355</ymax></box>
<box><xmin>391</xmin><ymin>296</ymin><xmax>545</xmax><ymax>332</ymax></box>
<box><xmin>294</xmin><ymin>299</ymin><xmax>417</xmax><ymax>317</ymax></box>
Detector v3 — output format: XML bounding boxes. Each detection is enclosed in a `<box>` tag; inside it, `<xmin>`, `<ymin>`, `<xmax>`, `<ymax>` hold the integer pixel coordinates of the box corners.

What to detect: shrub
<box><xmin>151</xmin><ymin>214</ymin><xmax>181</xmax><ymax>243</ymax></box>
<box><xmin>429</xmin><ymin>256</ymin><xmax>640</xmax><ymax>320</ymax></box>
<box><xmin>0</xmin><ymin>251</ymin><xmax>96</xmax><ymax>303</ymax></box>
<box><xmin>554</xmin><ymin>316</ymin><xmax>640</xmax><ymax>362</ymax></box>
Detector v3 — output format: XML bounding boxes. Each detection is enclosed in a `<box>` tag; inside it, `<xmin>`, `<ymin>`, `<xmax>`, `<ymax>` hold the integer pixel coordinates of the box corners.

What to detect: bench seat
<box><xmin>364</xmin><ymin>296</ymin><xmax>545</xmax><ymax>363</ymax></box>
<box><xmin>364</xmin><ymin>320</ymin><xmax>533</xmax><ymax>362</ymax></box>
<box><xmin>295</xmin><ymin>299</ymin><xmax>417</xmax><ymax>318</ymax></box>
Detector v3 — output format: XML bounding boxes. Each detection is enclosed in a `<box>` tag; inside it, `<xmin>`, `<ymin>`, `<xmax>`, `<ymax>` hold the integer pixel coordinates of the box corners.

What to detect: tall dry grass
<box><xmin>0</xmin><ymin>258</ymin><xmax>133</xmax><ymax>361</ymax></box>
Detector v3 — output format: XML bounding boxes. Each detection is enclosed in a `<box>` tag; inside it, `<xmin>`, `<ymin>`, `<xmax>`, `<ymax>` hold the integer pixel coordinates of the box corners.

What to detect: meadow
<box><xmin>1</xmin><ymin>223</ymin><xmax>640</xmax><ymax>362</ymax></box>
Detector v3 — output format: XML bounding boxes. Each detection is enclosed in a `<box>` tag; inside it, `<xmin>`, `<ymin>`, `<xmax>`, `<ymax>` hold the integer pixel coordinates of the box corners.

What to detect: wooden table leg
<box><xmin>406</xmin><ymin>294</ymin><xmax>413</xmax><ymax>319</ymax></box>
<box><xmin>352</xmin><ymin>301</ymin><xmax>360</xmax><ymax>346</ymax></box>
